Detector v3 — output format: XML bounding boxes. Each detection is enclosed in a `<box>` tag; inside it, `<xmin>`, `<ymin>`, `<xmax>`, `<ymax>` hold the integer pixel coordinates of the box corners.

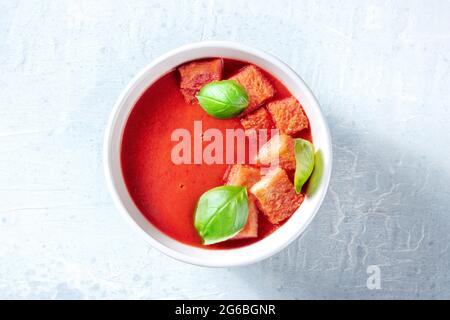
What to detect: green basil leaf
<box><xmin>194</xmin><ymin>185</ymin><xmax>249</xmax><ymax>245</ymax></box>
<box><xmin>196</xmin><ymin>80</ymin><xmax>249</xmax><ymax>119</ymax></box>
<box><xmin>306</xmin><ymin>150</ymin><xmax>324</xmax><ymax>197</ymax></box>
<box><xmin>294</xmin><ymin>138</ymin><xmax>315</xmax><ymax>194</ymax></box>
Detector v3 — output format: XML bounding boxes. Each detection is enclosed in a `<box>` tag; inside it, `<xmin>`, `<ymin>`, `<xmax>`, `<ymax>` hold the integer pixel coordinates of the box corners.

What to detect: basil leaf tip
<box><xmin>194</xmin><ymin>185</ymin><xmax>249</xmax><ymax>245</ymax></box>
<box><xmin>294</xmin><ymin>138</ymin><xmax>315</xmax><ymax>194</ymax></box>
<box><xmin>196</xmin><ymin>80</ymin><xmax>249</xmax><ymax>119</ymax></box>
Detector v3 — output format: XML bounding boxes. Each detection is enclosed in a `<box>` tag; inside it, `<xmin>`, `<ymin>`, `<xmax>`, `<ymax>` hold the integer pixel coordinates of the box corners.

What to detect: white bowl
<box><xmin>104</xmin><ymin>41</ymin><xmax>332</xmax><ymax>267</ymax></box>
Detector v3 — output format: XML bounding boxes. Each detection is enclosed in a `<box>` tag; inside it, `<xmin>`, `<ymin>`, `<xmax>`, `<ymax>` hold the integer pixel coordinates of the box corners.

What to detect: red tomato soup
<box><xmin>121</xmin><ymin>59</ymin><xmax>312</xmax><ymax>249</ymax></box>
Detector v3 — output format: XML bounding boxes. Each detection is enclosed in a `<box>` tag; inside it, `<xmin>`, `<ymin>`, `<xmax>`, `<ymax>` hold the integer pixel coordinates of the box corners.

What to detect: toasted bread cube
<box><xmin>234</xmin><ymin>196</ymin><xmax>259</xmax><ymax>239</ymax></box>
<box><xmin>229</xmin><ymin>65</ymin><xmax>275</xmax><ymax>114</ymax></box>
<box><xmin>250</xmin><ymin>168</ymin><xmax>304</xmax><ymax>224</ymax></box>
<box><xmin>178</xmin><ymin>58</ymin><xmax>223</xmax><ymax>103</ymax></box>
<box><xmin>226</xmin><ymin>165</ymin><xmax>261</xmax><ymax>239</ymax></box>
<box><xmin>256</xmin><ymin>134</ymin><xmax>296</xmax><ymax>171</ymax></box>
<box><xmin>226</xmin><ymin>164</ymin><xmax>261</xmax><ymax>189</ymax></box>
<box><xmin>240</xmin><ymin>107</ymin><xmax>274</xmax><ymax>136</ymax></box>
<box><xmin>267</xmin><ymin>97</ymin><xmax>309</xmax><ymax>135</ymax></box>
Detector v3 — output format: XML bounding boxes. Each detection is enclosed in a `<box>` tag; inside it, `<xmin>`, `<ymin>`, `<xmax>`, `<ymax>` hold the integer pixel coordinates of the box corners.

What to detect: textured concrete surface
<box><xmin>1</xmin><ymin>0</ymin><xmax>450</xmax><ymax>299</ymax></box>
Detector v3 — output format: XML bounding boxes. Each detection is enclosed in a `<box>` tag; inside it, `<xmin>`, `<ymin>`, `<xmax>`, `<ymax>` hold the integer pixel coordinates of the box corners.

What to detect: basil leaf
<box><xmin>194</xmin><ymin>186</ymin><xmax>249</xmax><ymax>245</ymax></box>
<box><xmin>197</xmin><ymin>80</ymin><xmax>249</xmax><ymax>119</ymax></box>
<box><xmin>294</xmin><ymin>138</ymin><xmax>315</xmax><ymax>194</ymax></box>
<box><xmin>306</xmin><ymin>150</ymin><xmax>324</xmax><ymax>197</ymax></box>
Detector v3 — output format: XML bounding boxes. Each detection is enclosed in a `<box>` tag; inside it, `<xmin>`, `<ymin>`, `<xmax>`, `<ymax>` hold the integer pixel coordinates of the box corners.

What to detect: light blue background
<box><xmin>1</xmin><ymin>0</ymin><xmax>449</xmax><ymax>299</ymax></box>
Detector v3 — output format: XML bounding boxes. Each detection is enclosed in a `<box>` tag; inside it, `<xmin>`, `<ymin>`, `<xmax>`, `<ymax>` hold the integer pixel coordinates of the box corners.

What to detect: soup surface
<box><xmin>121</xmin><ymin>59</ymin><xmax>312</xmax><ymax>249</ymax></box>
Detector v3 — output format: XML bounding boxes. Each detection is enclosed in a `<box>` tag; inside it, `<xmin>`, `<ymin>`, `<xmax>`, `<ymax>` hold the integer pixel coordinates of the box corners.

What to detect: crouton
<box><xmin>250</xmin><ymin>168</ymin><xmax>304</xmax><ymax>224</ymax></box>
<box><xmin>256</xmin><ymin>134</ymin><xmax>296</xmax><ymax>171</ymax></box>
<box><xmin>229</xmin><ymin>65</ymin><xmax>275</xmax><ymax>115</ymax></box>
<box><xmin>234</xmin><ymin>196</ymin><xmax>259</xmax><ymax>239</ymax></box>
<box><xmin>178</xmin><ymin>58</ymin><xmax>223</xmax><ymax>103</ymax></box>
<box><xmin>226</xmin><ymin>165</ymin><xmax>261</xmax><ymax>239</ymax></box>
<box><xmin>266</xmin><ymin>97</ymin><xmax>309</xmax><ymax>135</ymax></box>
<box><xmin>240</xmin><ymin>107</ymin><xmax>274</xmax><ymax>136</ymax></box>
<box><xmin>226</xmin><ymin>164</ymin><xmax>261</xmax><ymax>189</ymax></box>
